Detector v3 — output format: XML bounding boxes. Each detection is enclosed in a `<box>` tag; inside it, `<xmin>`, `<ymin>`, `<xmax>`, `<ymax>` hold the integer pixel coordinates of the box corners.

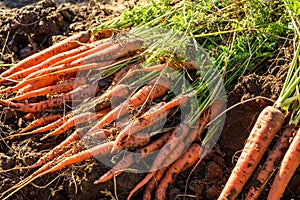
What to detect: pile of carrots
<box><xmin>0</xmin><ymin>28</ymin><xmax>227</xmax><ymax>200</ymax></box>
<box><xmin>0</xmin><ymin>1</ymin><xmax>299</xmax><ymax>199</ymax></box>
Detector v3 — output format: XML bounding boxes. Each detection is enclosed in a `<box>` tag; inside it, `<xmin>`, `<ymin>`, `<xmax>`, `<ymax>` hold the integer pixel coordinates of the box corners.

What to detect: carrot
<box><xmin>18</xmin><ymin>113</ymin><xmax>62</xmax><ymax>134</ymax></box>
<box><xmin>113</xmin><ymin>93</ymin><xmax>193</xmax><ymax>151</ymax></box>
<box><xmin>246</xmin><ymin>125</ymin><xmax>296</xmax><ymax>200</ymax></box>
<box><xmin>40</xmin><ymin>107</ymin><xmax>111</xmax><ymax>140</ymax></box>
<box><xmin>19</xmin><ymin>114</ymin><xmax>72</xmax><ymax>136</ymax></box>
<box><xmin>1</xmin><ymin>59</ymin><xmax>115</xmax><ymax>94</ymax></box>
<box><xmin>94</xmin><ymin>130</ymin><xmax>173</xmax><ymax>184</ymax></box>
<box><xmin>4</xmin><ymin>41</ymin><xmax>101</xmax><ymax>82</ymax></box>
<box><xmin>79</xmin><ymin>83</ymin><xmax>130</xmax><ymax>113</ymax></box>
<box><xmin>11</xmin><ymin>77</ymin><xmax>88</xmax><ymax>101</ymax></box>
<box><xmin>0</xmin><ymin>82</ymin><xmax>99</xmax><ymax>113</ymax></box>
<box><xmin>0</xmin><ymin>31</ymin><xmax>90</xmax><ymax>80</ymax></box>
<box><xmin>127</xmin><ymin>123</ymin><xmax>193</xmax><ymax>200</ymax></box>
<box><xmin>155</xmin><ymin>143</ymin><xmax>201</xmax><ymax>200</ymax></box>
<box><xmin>267</xmin><ymin>127</ymin><xmax>300</xmax><ymax>200</ymax></box>
<box><xmin>68</xmin><ymin>38</ymin><xmax>143</xmax><ymax>67</ymax></box>
<box><xmin>86</xmin><ymin>76</ymin><xmax>170</xmax><ymax>134</ymax></box>
<box><xmin>217</xmin><ymin>106</ymin><xmax>285</xmax><ymax>200</ymax></box>
<box><xmin>143</xmin><ymin>167</ymin><xmax>168</xmax><ymax>200</ymax></box>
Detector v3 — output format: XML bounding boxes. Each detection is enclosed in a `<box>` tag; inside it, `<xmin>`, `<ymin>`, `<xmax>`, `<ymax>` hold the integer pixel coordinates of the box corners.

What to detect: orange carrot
<box><xmin>2</xmin><ymin>59</ymin><xmax>115</xmax><ymax>94</ymax></box>
<box><xmin>267</xmin><ymin>127</ymin><xmax>300</xmax><ymax>200</ymax></box>
<box><xmin>11</xmin><ymin>77</ymin><xmax>88</xmax><ymax>101</ymax></box>
<box><xmin>86</xmin><ymin>76</ymin><xmax>170</xmax><ymax>134</ymax></box>
<box><xmin>0</xmin><ymin>31</ymin><xmax>90</xmax><ymax>80</ymax></box>
<box><xmin>113</xmin><ymin>93</ymin><xmax>193</xmax><ymax>151</ymax></box>
<box><xmin>18</xmin><ymin>114</ymin><xmax>62</xmax><ymax>135</ymax></box>
<box><xmin>0</xmin><ymin>83</ymin><xmax>99</xmax><ymax>113</ymax></box>
<box><xmin>40</xmin><ymin>107</ymin><xmax>111</xmax><ymax>140</ymax></box>
<box><xmin>4</xmin><ymin>41</ymin><xmax>102</xmax><ymax>82</ymax></box>
<box><xmin>127</xmin><ymin>123</ymin><xmax>193</xmax><ymax>199</ymax></box>
<box><xmin>246</xmin><ymin>125</ymin><xmax>296</xmax><ymax>200</ymax></box>
<box><xmin>94</xmin><ymin>131</ymin><xmax>173</xmax><ymax>184</ymax></box>
<box><xmin>143</xmin><ymin>167</ymin><xmax>167</xmax><ymax>200</ymax></box>
<box><xmin>154</xmin><ymin>143</ymin><xmax>201</xmax><ymax>200</ymax></box>
<box><xmin>68</xmin><ymin>38</ymin><xmax>143</xmax><ymax>67</ymax></box>
<box><xmin>217</xmin><ymin>106</ymin><xmax>285</xmax><ymax>200</ymax></box>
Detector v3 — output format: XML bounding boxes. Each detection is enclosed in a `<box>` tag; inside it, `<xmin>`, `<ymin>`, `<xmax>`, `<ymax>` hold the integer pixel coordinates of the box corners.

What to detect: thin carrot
<box><xmin>1</xmin><ymin>59</ymin><xmax>115</xmax><ymax>94</ymax></box>
<box><xmin>267</xmin><ymin>127</ymin><xmax>300</xmax><ymax>200</ymax></box>
<box><xmin>0</xmin><ymin>83</ymin><xmax>99</xmax><ymax>113</ymax></box>
<box><xmin>0</xmin><ymin>31</ymin><xmax>90</xmax><ymax>80</ymax></box>
<box><xmin>113</xmin><ymin>93</ymin><xmax>193</xmax><ymax>151</ymax></box>
<box><xmin>11</xmin><ymin>77</ymin><xmax>88</xmax><ymax>101</ymax></box>
<box><xmin>86</xmin><ymin>76</ymin><xmax>170</xmax><ymax>134</ymax></box>
<box><xmin>4</xmin><ymin>41</ymin><xmax>101</xmax><ymax>82</ymax></box>
<box><xmin>68</xmin><ymin>38</ymin><xmax>143</xmax><ymax>67</ymax></box>
<box><xmin>217</xmin><ymin>106</ymin><xmax>285</xmax><ymax>200</ymax></box>
<box><xmin>18</xmin><ymin>114</ymin><xmax>62</xmax><ymax>134</ymax></box>
<box><xmin>246</xmin><ymin>125</ymin><xmax>296</xmax><ymax>200</ymax></box>
<box><xmin>143</xmin><ymin>167</ymin><xmax>168</xmax><ymax>200</ymax></box>
<box><xmin>40</xmin><ymin>107</ymin><xmax>111</xmax><ymax>140</ymax></box>
<box><xmin>94</xmin><ymin>130</ymin><xmax>173</xmax><ymax>184</ymax></box>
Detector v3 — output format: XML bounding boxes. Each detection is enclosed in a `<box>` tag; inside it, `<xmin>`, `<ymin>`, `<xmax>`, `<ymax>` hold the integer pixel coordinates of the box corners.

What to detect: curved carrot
<box><xmin>267</xmin><ymin>128</ymin><xmax>300</xmax><ymax>200</ymax></box>
<box><xmin>217</xmin><ymin>106</ymin><xmax>285</xmax><ymax>200</ymax></box>
<box><xmin>23</xmin><ymin>113</ymin><xmax>36</xmax><ymax>120</ymax></box>
<box><xmin>0</xmin><ymin>31</ymin><xmax>90</xmax><ymax>80</ymax></box>
<box><xmin>155</xmin><ymin>143</ymin><xmax>201</xmax><ymax>200</ymax></box>
<box><xmin>246</xmin><ymin>125</ymin><xmax>296</xmax><ymax>200</ymax></box>
<box><xmin>11</xmin><ymin>77</ymin><xmax>88</xmax><ymax>101</ymax></box>
<box><xmin>86</xmin><ymin>76</ymin><xmax>170</xmax><ymax>134</ymax></box>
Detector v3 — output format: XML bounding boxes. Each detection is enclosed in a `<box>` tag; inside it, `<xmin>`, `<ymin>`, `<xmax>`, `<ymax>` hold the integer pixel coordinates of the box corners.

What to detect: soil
<box><xmin>0</xmin><ymin>0</ymin><xmax>299</xmax><ymax>200</ymax></box>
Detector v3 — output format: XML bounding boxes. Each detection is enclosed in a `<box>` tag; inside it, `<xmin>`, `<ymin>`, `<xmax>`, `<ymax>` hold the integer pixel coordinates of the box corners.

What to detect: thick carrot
<box><xmin>113</xmin><ymin>93</ymin><xmax>193</xmax><ymax>151</ymax></box>
<box><xmin>86</xmin><ymin>76</ymin><xmax>170</xmax><ymax>134</ymax></box>
<box><xmin>11</xmin><ymin>77</ymin><xmax>88</xmax><ymax>101</ymax></box>
<box><xmin>217</xmin><ymin>106</ymin><xmax>284</xmax><ymax>200</ymax></box>
<box><xmin>40</xmin><ymin>107</ymin><xmax>111</xmax><ymax>140</ymax></box>
<box><xmin>127</xmin><ymin>123</ymin><xmax>193</xmax><ymax>200</ymax></box>
<box><xmin>18</xmin><ymin>114</ymin><xmax>62</xmax><ymax>134</ymax></box>
<box><xmin>0</xmin><ymin>83</ymin><xmax>99</xmax><ymax>113</ymax></box>
<box><xmin>154</xmin><ymin>143</ymin><xmax>201</xmax><ymax>200</ymax></box>
<box><xmin>94</xmin><ymin>130</ymin><xmax>173</xmax><ymax>184</ymax></box>
<box><xmin>246</xmin><ymin>125</ymin><xmax>296</xmax><ymax>200</ymax></box>
<box><xmin>0</xmin><ymin>31</ymin><xmax>90</xmax><ymax>79</ymax></box>
<box><xmin>267</xmin><ymin>128</ymin><xmax>300</xmax><ymax>200</ymax></box>
<box><xmin>143</xmin><ymin>167</ymin><xmax>168</xmax><ymax>200</ymax></box>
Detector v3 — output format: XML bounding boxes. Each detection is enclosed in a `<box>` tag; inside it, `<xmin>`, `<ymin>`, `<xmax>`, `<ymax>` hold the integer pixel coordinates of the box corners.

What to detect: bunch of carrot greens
<box><xmin>0</xmin><ymin>0</ymin><xmax>297</xmax><ymax>199</ymax></box>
